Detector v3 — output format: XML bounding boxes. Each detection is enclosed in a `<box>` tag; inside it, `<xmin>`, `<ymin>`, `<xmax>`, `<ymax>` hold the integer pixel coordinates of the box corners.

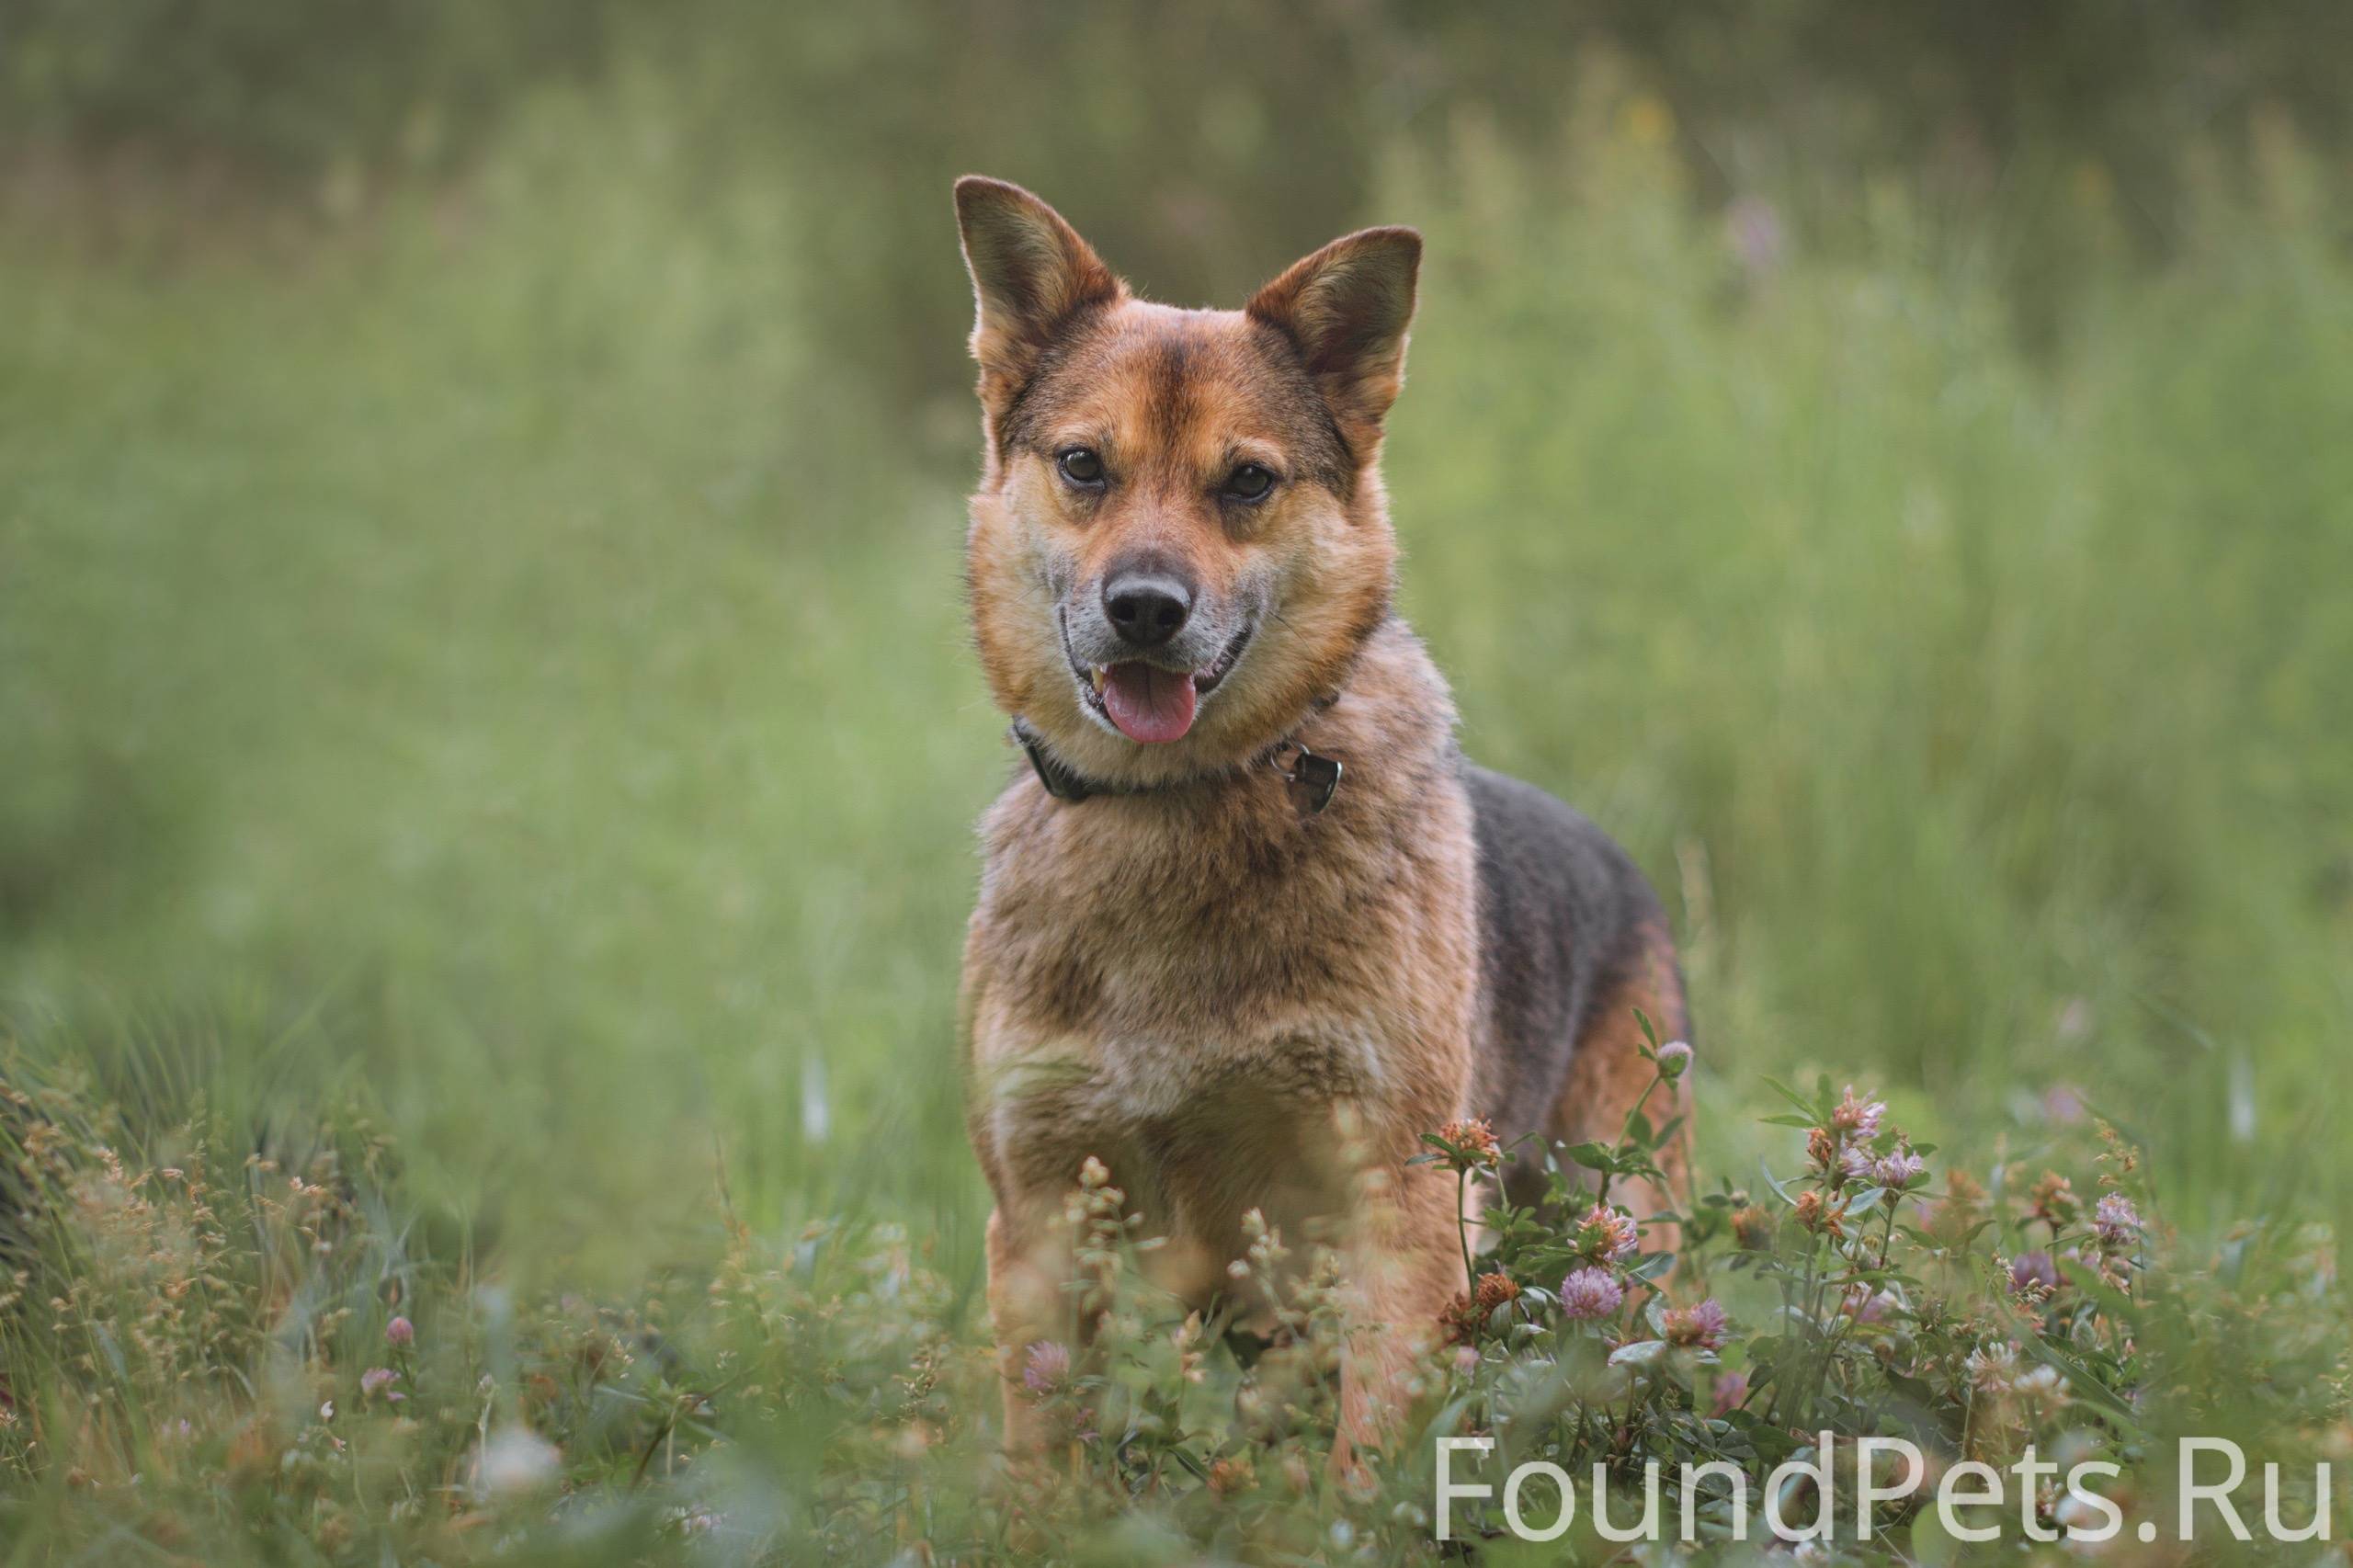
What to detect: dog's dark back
<box><xmin>1462</xmin><ymin>764</ymin><xmax>1685</xmax><ymax>1203</ymax></box>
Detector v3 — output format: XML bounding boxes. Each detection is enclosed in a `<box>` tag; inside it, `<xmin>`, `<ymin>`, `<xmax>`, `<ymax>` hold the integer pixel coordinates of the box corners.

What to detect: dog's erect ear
<box><xmin>1246</xmin><ymin>227</ymin><xmax>1421</xmax><ymax>452</ymax></box>
<box><xmin>954</xmin><ymin>176</ymin><xmax>1121</xmax><ymax>412</ymax></box>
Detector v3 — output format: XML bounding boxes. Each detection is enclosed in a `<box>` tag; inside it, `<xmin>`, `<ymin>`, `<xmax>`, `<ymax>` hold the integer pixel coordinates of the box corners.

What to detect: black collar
<box><xmin>1009</xmin><ymin>718</ymin><xmax>1343</xmax><ymax>815</ymax></box>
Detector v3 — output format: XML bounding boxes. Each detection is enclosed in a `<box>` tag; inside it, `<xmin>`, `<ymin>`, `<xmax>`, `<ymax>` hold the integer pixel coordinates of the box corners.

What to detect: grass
<box><xmin>3</xmin><ymin>87</ymin><xmax>2350</xmax><ymax>1561</ymax></box>
<box><xmin>3</xmin><ymin>1017</ymin><xmax>2344</xmax><ymax>1561</ymax></box>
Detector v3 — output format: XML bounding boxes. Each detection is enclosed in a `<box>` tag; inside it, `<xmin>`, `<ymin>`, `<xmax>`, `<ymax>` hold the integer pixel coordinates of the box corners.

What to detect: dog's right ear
<box><xmin>954</xmin><ymin>176</ymin><xmax>1121</xmax><ymax>413</ymax></box>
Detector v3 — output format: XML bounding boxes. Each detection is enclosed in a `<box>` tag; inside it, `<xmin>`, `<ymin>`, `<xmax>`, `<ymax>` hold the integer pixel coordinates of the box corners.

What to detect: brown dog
<box><xmin>952</xmin><ymin>176</ymin><xmax>1689</xmax><ymax>1463</ymax></box>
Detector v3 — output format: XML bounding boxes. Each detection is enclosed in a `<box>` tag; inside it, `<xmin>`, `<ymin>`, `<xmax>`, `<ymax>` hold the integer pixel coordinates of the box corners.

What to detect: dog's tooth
<box><xmin>1090</xmin><ymin>666</ymin><xmax>1107</xmax><ymax>693</ymax></box>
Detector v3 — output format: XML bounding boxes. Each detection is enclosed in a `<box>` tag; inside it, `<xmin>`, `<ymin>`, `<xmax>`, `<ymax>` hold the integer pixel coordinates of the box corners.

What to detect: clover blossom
<box><xmin>1575</xmin><ymin>1202</ymin><xmax>1641</xmax><ymax>1263</ymax></box>
<box><xmin>1831</xmin><ymin>1085</ymin><xmax>1886</xmax><ymax>1140</ymax></box>
<box><xmin>1021</xmin><ymin>1340</ymin><xmax>1072</xmax><ymax>1395</ymax></box>
<box><xmin>1558</xmin><ymin>1267</ymin><xmax>1624</xmax><ymax>1321</ymax></box>
<box><xmin>2094</xmin><ymin>1192</ymin><xmax>2142</xmax><ymax>1246</ymax></box>
<box><xmin>1663</xmin><ymin>1298</ymin><xmax>1729</xmax><ymax>1351</ymax></box>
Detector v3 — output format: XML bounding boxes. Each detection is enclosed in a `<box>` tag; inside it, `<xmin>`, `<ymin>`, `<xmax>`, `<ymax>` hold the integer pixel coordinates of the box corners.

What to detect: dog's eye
<box><xmin>1056</xmin><ymin>448</ymin><xmax>1105</xmax><ymax>486</ymax></box>
<box><xmin>1223</xmin><ymin>463</ymin><xmax>1276</xmax><ymax>502</ymax></box>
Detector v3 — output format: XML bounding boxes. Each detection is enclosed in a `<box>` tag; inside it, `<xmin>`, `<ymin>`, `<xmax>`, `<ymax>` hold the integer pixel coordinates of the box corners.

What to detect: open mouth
<box><xmin>1065</xmin><ymin>619</ymin><xmax>1254</xmax><ymax>744</ymax></box>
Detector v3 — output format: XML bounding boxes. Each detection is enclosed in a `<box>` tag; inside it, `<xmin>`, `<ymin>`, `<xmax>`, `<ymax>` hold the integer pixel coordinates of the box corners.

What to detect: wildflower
<box><xmin>2053</xmin><ymin>1492</ymin><xmax>2110</xmax><ymax>1535</ymax></box>
<box><xmin>1793</xmin><ymin>1188</ymin><xmax>1846</xmax><ymax>1237</ymax></box>
<box><xmin>1966</xmin><ymin>1341</ymin><xmax>2018</xmax><ymax>1394</ymax></box>
<box><xmin>1831</xmin><ymin>1085</ymin><xmax>1886</xmax><ymax>1140</ymax></box>
<box><xmin>2009</xmin><ymin>1251</ymin><xmax>2061</xmax><ymax>1296</ymax></box>
<box><xmin>1574</xmin><ymin>1203</ymin><xmax>1640</xmax><ymax>1263</ymax></box>
<box><xmin>384</xmin><ymin>1315</ymin><xmax>414</xmax><ymax>1346</ymax></box>
<box><xmin>1925</xmin><ymin>1169</ymin><xmax>1986</xmax><ymax>1243</ymax></box>
<box><xmin>1171</xmin><ymin>1312</ymin><xmax>1207</xmax><ymax>1384</ymax></box>
<box><xmin>1841</xmin><ymin>1286</ymin><xmax>1898</xmax><ymax>1324</ymax></box>
<box><xmin>1725</xmin><ymin>195</ymin><xmax>1787</xmax><ymax>279</ymax></box>
<box><xmin>359</xmin><ymin>1368</ymin><xmax>404</xmax><ymax>1401</ymax></box>
<box><xmin>1434</xmin><ymin>1118</ymin><xmax>1501</xmax><ymax>1172</ymax></box>
<box><xmin>2029</xmin><ymin>1171</ymin><xmax>2078</xmax><ymax>1226</ymax></box>
<box><xmin>1655</xmin><ymin>1040</ymin><xmax>1693</xmax><ymax>1078</ymax></box>
<box><xmin>1806</xmin><ymin>1127</ymin><xmax>1840</xmax><ymax>1176</ymax></box>
<box><xmin>474</xmin><ymin>1426</ymin><xmax>561</xmax><ymax>1499</ymax></box>
<box><xmin>1730</xmin><ymin>1203</ymin><xmax>1774</xmax><ymax>1251</ymax></box>
<box><xmin>1441</xmin><ymin>1273</ymin><xmax>1520</xmax><ymax>1345</ymax></box>
<box><xmin>1663</xmin><ymin>1298</ymin><xmax>1729</xmax><ymax>1351</ymax></box>
<box><xmin>1207</xmin><ymin>1455</ymin><xmax>1256</xmax><ymax>1497</ymax></box>
<box><xmin>2015</xmin><ymin>1363</ymin><xmax>2071</xmax><ymax>1412</ymax></box>
<box><xmin>1452</xmin><ymin>1345</ymin><xmax>1483</xmax><ymax>1376</ymax></box>
<box><xmin>1837</xmin><ymin>1144</ymin><xmax>1878</xmax><ymax>1186</ymax></box>
<box><xmin>1872</xmin><ymin>1147</ymin><xmax>1927</xmax><ymax>1189</ymax></box>
<box><xmin>1473</xmin><ymin>1271</ymin><xmax>1521</xmax><ymax>1313</ymax></box>
<box><xmin>1711</xmin><ymin>1369</ymin><xmax>1750</xmax><ymax>1417</ymax></box>
<box><xmin>2095</xmin><ymin>1193</ymin><xmax>2142</xmax><ymax>1246</ymax></box>
<box><xmin>1558</xmin><ymin>1267</ymin><xmax>1623</xmax><ymax>1321</ymax></box>
<box><xmin>2056</xmin><ymin>997</ymin><xmax>2095</xmax><ymax>1040</ymax></box>
<box><xmin>1021</xmin><ymin>1340</ymin><xmax>1071</xmax><ymax>1395</ymax></box>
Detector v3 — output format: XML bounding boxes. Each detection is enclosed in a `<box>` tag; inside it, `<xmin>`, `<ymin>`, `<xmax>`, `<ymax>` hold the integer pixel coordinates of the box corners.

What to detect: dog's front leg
<box><xmin>1329</xmin><ymin>1156</ymin><xmax>1470</xmax><ymax>1481</ymax></box>
<box><xmin>985</xmin><ymin>1200</ymin><xmax>1075</xmax><ymax>1455</ymax></box>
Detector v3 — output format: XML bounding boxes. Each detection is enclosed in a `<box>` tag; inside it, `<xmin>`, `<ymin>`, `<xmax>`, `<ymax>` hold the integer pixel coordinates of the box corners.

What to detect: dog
<box><xmin>952</xmin><ymin>176</ymin><xmax>1690</xmax><ymax>1465</ymax></box>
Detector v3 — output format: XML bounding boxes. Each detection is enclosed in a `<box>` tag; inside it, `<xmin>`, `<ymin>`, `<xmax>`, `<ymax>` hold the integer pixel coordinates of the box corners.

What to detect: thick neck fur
<box><xmin>971</xmin><ymin>617</ymin><xmax>1468</xmax><ymax>1040</ymax></box>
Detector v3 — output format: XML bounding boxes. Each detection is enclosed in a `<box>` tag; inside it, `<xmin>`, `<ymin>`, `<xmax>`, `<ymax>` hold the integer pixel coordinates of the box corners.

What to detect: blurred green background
<box><xmin>5</xmin><ymin>2</ymin><xmax>2350</xmax><ymax>1289</ymax></box>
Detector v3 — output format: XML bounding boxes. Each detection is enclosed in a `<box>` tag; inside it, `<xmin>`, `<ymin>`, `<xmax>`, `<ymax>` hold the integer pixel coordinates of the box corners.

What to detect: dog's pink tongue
<box><xmin>1101</xmin><ymin>663</ymin><xmax>1197</xmax><ymax>744</ymax></box>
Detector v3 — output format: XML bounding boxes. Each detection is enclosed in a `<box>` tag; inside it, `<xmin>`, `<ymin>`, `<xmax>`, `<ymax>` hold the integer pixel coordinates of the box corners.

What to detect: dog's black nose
<box><xmin>1103</xmin><ymin>571</ymin><xmax>1192</xmax><ymax>650</ymax></box>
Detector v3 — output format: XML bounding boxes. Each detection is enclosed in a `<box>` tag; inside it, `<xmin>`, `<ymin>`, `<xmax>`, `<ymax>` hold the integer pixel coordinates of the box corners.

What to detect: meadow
<box><xmin>3</xmin><ymin>74</ymin><xmax>2351</xmax><ymax>1562</ymax></box>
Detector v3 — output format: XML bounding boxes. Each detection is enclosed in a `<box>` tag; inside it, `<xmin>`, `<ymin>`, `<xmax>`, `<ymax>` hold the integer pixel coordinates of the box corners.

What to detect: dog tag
<box><xmin>1287</xmin><ymin>748</ymin><xmax>1342</xmax><ymax>814</ymax></box>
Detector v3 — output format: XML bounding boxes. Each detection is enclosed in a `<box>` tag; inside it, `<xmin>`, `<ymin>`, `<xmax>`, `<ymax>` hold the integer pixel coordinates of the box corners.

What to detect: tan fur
<box><xmin>964</xmin><ymin>622</ymin><xmax>1476</xmax><ymax>1457</ymax></box>
<box><xmin>963</xmin><ymin>297</ymin><xmax>1396</xmax><ymax>794</ymax></box>
<box><xmin>951</xmin><ymin>178</ymin><xmax>1684</xmax><ymax>1465</ymax></box>
<box><xmin>1551</xmin><ymin>919</ymin><xmax>1691</xmax><ymax>1238</ymax></box>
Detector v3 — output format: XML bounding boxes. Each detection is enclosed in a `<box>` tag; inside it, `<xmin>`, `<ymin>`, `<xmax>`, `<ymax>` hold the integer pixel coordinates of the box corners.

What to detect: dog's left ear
<box><xmin>1247</xmin><ymin>226</ymin><xmax>1422</xmax><ymax>454</ymax></box>
<box><xmin>955</xmin><ymin>176</ymin><xmax>1122</xmax><ymax>415</ymax></box>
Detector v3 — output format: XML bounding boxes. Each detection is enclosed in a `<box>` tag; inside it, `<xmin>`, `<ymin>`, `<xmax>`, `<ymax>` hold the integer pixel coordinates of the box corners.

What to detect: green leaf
<box><xmin>2004</xmin><ymin>1311</ymin><xmax>2142</xmax><ymax>1432</ymax></box>
<box><xmin>1762</xmin><ymin>1076</ymin><xmax>1826</xmax><ymax>1123</ymax></box>
<box><xmin>1726</xmin><ymin>1409</ymin><xmax>1799</xmax><ymax>1464</ymax></box>
<box><xmin>1909</xmin><ymin>1489</ymin><xmax>1962</xmax><ymax>1568</ymax></box>
<box><xmin>1881</xmin><ymin>1369</ymin><xmax>1946</xmax><ymax>1412</ymax></box>
<box><xmin>1608</xmin><ymin>1338</ymin><xmax>1667</xmax><ymax>1369</ymax></box>
<box><xmin>2056</xmin><ymin>1256</ymin><xmax>2137</xmax><ymax>1320</ymax></box>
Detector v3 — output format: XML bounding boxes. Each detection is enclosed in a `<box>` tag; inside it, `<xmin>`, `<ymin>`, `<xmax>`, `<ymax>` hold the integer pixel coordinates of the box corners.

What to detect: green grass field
<box><xmin>4</xmin><ymin>87</ymin><xmax>2351</xmax><ymax>1562</ymax></box>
